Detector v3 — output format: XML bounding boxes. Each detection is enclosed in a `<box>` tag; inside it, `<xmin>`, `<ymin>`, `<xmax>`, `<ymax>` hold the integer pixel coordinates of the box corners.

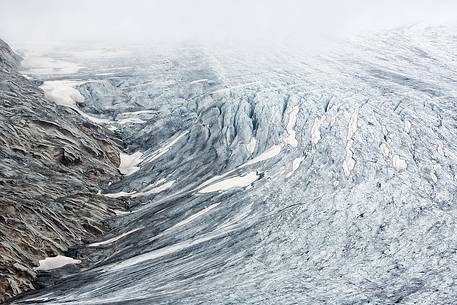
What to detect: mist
<box><xmin>1</xmin><ymin>0</ymin><xmax>456</xmax><ymax>48</ymax></box>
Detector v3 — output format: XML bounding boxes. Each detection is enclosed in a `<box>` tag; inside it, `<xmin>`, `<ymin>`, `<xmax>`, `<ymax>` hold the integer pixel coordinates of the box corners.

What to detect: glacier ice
<box><xmin>12</xmin><ymin>25</ymin><xmax>457</xmax><ymax>305</ymax></box>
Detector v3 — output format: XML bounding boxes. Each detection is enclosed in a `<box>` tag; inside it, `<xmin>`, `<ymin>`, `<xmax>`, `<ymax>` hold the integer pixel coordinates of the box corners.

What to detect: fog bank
<box><xmin>1</xmin><ymin>0</ymin><xmax>456</xmax><ymax>47</ymax></box>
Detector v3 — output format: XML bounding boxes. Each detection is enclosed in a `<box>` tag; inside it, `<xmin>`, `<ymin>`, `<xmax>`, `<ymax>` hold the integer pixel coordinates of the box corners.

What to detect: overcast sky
<box><xmin>1</xmin><ymin>0</ymin><xmax>456</xmax><ymax>47</ymax></box>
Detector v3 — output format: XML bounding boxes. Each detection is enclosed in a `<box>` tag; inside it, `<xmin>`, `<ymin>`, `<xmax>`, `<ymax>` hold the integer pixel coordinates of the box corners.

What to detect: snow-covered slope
<box><xmin>11</xmin><ymin>26</ymin><xmax>457</xmax><ymax>305</ymax></box>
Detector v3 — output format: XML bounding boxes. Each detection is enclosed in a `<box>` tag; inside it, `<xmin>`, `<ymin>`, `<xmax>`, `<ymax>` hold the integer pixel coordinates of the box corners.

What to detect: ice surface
<box><xmin>14</xmin><ymin>25</ymin><xmax>457</xmax><ymax>305</ymax></box>
<box><xmin>104</xmin><ymin>180</ymin><xmax>175</xmax><ymax>198</ymax></box>
<box><xmin>142</xmin><ymin>131</ymin><xmax>189</xmax><ymax>163</ymax></box>
<box><xmin>435</xmin><ymin>139</ymin><xmax>445</xmax><ymax>157</ymax></box>
<box><xmin>165</xmin><ymin>202</ymin><xmax>221</xmax><ymax>232</ymax></box>
<box><xmin>21</xmin><ymin>54</ymin><xmax>81</xmax><ymax>75</ymax></box>
<box><xmin>131</xmin><ymin>180</ymin><xmax>175</xmax><ymax>197</ymax></box>
<box><xmin>116</xmin><ymin>117</ymin><xmax>147</xmax><ymax>125</ymax></box>
<box><xmin>88</xmin><ymin>228</ymin><xmax>143</xmax><ymax>247</ymax></box>
<box><xmin>343</xmin><ymin>109</ymin><xmax>359</xmax><ymax>176</ymax></box>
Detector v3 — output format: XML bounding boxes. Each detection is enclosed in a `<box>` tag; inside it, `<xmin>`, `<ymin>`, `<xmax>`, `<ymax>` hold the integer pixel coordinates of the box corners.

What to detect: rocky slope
<box><xmin>0</xmin><ymin>39</ymin><xmax>126</xmax><ymax>302</ymax></box>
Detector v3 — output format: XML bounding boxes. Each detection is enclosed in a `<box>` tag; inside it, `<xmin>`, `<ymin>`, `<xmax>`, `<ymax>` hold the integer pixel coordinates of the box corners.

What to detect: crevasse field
<box><xmin>14</xmin><ymin>26</ymin><xmax>457</xmax><ymax>304</ymax></box>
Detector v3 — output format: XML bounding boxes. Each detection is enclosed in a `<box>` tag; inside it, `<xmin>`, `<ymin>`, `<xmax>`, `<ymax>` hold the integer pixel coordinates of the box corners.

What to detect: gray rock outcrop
<box><xmin>0</xmin><ymin>39</ymin><xmax>126</xmax><ymax>302</ymax></box>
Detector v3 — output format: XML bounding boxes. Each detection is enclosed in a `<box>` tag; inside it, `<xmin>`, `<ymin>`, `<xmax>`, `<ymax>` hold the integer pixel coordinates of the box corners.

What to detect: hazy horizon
<box><xmin>1</xmin><ymin>0</ymin><xmax>457</xmax><ymax>48</ymax></box>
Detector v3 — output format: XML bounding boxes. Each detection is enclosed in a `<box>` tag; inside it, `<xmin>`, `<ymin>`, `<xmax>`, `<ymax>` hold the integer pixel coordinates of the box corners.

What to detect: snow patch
<box><xmin>196</xmin><ymin>144</ymin><xmax>282</xmax><ymax>192</ymax></box>
<box><xmin>392</xmin><ymin>155</ymin><xmax>407</xmax><ymax>171</ymax></box>
<box><xmin>311</xmin><ymin>115</ymin><xmax>326</xmax><ymax>144</ymax></box>
<box><xmin>190</xmin><ymin>79</ymin><xmax>209</xmax><ymax>84</ymax></box>
<box><xmin>110</xmin><ymin>209</ymin><xmax>131</xmax><ymax>216</ymax></box>
<box><xmin>343</xmin><ymin>140</ymin><xmax>356</xmax><ymax>176</ymax></box>
<box><xmin>380</xmin><ymin>142</ymin><xmax>390</xmax><ymax>158</ymax></box>
<box><xmin>118</xmin><ymin>110</ymin><xmax>156</xmax><ymax>116</ymax></box>
<box><xmin>104</xmin><ymin>191</ymin><xmax>136</xmax><ymax>198</ymax></box>
<box><xmin>167</xmin><ymin>202</ymin><xmax>221</xmax><ymax>231</ymax></box>
<box><xmin>35</xmin><ymin>255</ymin><xmax>81</xmax><ymax>271</ymax></box>
<box><xmin>245</xmin><ymin>145</ymin><xmax>282</xmax><ymax>166</ymax></box>
<box><xmin>247</xmin><ymin>137</ymin><xmax>257</xmax><ymax>154</ymax></box>
<box><xmin>286</xmin><ymin>156</ymin><xmax>305</xmax><ymax>178</ymax></box>
<box><xmin>285</xmin><ymin>106</ymin><xmax>300</xmax><ymax>147</ymax></box>
<box><xmin>199</xmin><ymin>171</ymin><xmax>259</xmax><ymax>193</ymax></box>
<box><xmin>41</xmin><ymin>80</ymin><xmax>84</xmax><ymax>108</ymax></box>
<box><xmin>119</xmin><ymin>151</ymin><xmax>144</xmax><ymax>176</ymax></box>
<box><xmin>40</xmin><ymin>80</ymin><xmax>112</xmax><ymax>124</ymax></box>
<box><xmin>197</xmin><ymin>170</ymin><xmax>236</xmax><ymax>190</ymax></box>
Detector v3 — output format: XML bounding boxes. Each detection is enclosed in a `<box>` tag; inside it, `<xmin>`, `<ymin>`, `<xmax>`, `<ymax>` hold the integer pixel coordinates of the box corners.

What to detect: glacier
<box><xmin>8</xmin><ymin>25</ymin><xmax>457</xmax><ymax>304</ymax></box>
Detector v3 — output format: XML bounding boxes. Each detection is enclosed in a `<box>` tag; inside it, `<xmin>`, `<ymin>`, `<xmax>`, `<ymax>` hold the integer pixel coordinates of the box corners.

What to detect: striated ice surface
<box><xmin>13</xmin><ymin>26</ymin><xmax>457</xmax><ymax>305</ymax></box>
